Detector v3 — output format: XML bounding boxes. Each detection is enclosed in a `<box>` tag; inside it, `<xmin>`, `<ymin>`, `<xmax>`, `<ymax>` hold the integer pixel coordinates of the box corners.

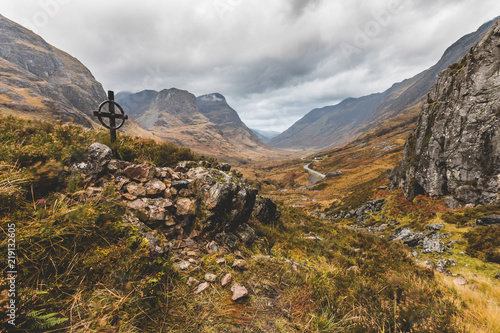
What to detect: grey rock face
<box><xmin>71</xmin><ymin>142</ymin><xmax>112</xmax><ymax>182</ymax></box>
<box><xmin>391</xmin><ymin>19</ymin><xmax>500</xmax><ymax>205</ymax></box>
<box><xmin>253</xmin><ymin>197</ymin><xmax>281</xmax><ymax>224</ymax></box>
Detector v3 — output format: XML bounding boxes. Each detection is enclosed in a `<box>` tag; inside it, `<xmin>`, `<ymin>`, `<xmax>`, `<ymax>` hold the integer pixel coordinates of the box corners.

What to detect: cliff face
<box><xmin>391</xmin><ymin>19</ymin><xmax>500</xmax><ymax>205</ymax></box>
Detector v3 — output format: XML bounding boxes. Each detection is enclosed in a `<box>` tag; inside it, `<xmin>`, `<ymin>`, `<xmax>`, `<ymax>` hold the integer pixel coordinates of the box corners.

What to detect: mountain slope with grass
<box><xmin>0</xmin><ymin>14</ymin><xmax>161</xmax><ymax>141</ymax></box>
<box><xmin>0</xmin><ymin>116</ymin><xmax>467</xmax><ymax>332</ymax></box>
<box><xmin>116</xmin><ymin>90</ymin><xmax>282</xmax><ymax>164</ymax></box>
<box><xmin>270</xmin><ymin>17</ymin><xmax>498</xmax><ymax>151</ymax></box>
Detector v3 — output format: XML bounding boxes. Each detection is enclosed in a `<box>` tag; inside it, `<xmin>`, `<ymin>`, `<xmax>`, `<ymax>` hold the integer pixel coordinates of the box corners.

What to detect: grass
<box><xmin>0</xmin><ymin>116</ymin><xmax>498</xmax><ymax>331</ymax></box>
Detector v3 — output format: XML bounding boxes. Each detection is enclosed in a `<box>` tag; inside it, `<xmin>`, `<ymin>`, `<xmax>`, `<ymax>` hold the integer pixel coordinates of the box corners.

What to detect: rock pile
<box><xmin>390</xmin><ymin>224</ymin><xmax>452</xmax><ymax>254</ymax></box>
<box><xmin>73</xmin><ymin>143</ymin><xmax>280</xmax><ymax>252</ymax></box>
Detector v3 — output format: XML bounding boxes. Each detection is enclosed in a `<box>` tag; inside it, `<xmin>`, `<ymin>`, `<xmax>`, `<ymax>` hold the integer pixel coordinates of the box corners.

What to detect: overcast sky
<box><xmin>3</xmin><ymin>1</ymin><xmax>500</xmax><ymax>132</ymax></box>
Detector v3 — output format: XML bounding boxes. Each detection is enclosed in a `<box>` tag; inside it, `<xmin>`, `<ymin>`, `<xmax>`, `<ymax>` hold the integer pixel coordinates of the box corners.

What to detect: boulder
<box><xmin>145</xmin><ymin>179</ymin><xmax>166</xmax><ymax>196</ymax></box>
<box><xmin>72</xmin><ymin>143</ymin><xmax>112</xmax><ymax>182</ymax></box>
<box><xmin>125</xmin><ymin>182</ymin><xmax>146</xmax><ymax>197</ymax></box>
<box><xmin>123</xmin><ymin>163</ymin><xmax>156</xmax><ymax>182</ymax></box>
<box><xmin>421</xmin><ymin>238</ymin><xmax>448</xmax><ymax>254</ymax></box>
<box><xmin>235</xmin><ymin>223</ymin><xmax>256</xmax><ymax>245</ymax></box>
<box><xmin>253</xmin><ymin>197</ymin><xmax>281</xmax><ymax>224</ymax></box>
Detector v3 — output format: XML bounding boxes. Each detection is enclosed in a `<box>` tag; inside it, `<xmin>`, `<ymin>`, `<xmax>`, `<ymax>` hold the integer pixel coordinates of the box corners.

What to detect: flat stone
<box><xmin>453</xmin><ymin>277</ymin><xmax>468</xmax><ymax>286</ymax></box>
<box><xmin>221</xmin><ymin>273</ymin><xmax>232</xmax><ymax>287</ymax></box>
<box><xmin>125</xmin><ymin>182</ymin><xmax>147</xmax><ymax>197</ymax></box>
<box><xmin>123</xmin><ymin>163</ymin><xmax>156</xmax><ymax>183</ymax></box>
<box><xmin>185</xmin><ymin>237</ymin><xmax>199</xmax><ymax>250</ymax></box>
<box><xmin>194</xmin><ymin>282</ymin><xmax>209</xmax><ymax>294</ymax></box>
<box><xmin>216</xmin><ymin>258</ymin><xmax>226</xmax><ymax>265</ymax></box>
<box><xmin>205</xmin><ymin>273</ymin><xmax>217</xmax><ymax>282</ymax></box>
<box><xmin>122</xmin><ymin>193</ymin><xmax>137</xmax><ymax>201</ymax></box>
<box><xmin>231</xmin><ymin>283</ymin><xmax>248</xmax><ymax>301</ymax></box>
<box><xmin>145</xmin><ymin>179</ymin><xmax>167</xmax><ymax>196</ymax></box>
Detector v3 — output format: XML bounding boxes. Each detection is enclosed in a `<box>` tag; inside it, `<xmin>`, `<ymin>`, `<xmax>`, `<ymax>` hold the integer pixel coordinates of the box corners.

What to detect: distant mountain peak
<box><xmin>198</xmin><ymin>93</ymin><xmax>226</xmax><ymax>103</ymax></box>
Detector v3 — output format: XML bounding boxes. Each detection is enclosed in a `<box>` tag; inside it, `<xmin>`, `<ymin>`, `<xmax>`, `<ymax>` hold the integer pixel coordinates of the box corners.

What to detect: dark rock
<box><xmin>215</xmin><ymin>232</ymin><xmax>239</xmax><ymax>249</ymax></box>
<box><xmin>426</xmin><ymin>223</ymin><xmax>444</xmax><ymax>231</ymax></box>
<box><xmin>253</xmin><ymin>197</ymin><xmax>281</xmax><ymax>224</ymax></box>
<box><xmin>494</xmin><ymin>272</ymin><xmax>500</xmax><ymax>279</ymax></box>
<box><xmin>390</xmin><ymin>227</ymin><xmax>425</xmax><ymax>247</ymax></box>
<box><xmin>325</xmin><ymin>170</ymin><xmax>342</xmax><ymax>178</ymax></box>
<box><xmin>171</xmin><ymin>180</ymin><xmax>191</xmax><ymax>189</ymax></box>
<box><xmin>235</xmin><ymin>223</ymin><xmax>256</xmax><ymax>245</ymax></box>
<box><xmin>476</xmin><ymin>215</ymin><xmax>500</xmax><ymax>226</ymax></box>
<box><xmin>215</xmin><ymin>163</ymin><xmax>231</xmax><ymax>172</ymax></box>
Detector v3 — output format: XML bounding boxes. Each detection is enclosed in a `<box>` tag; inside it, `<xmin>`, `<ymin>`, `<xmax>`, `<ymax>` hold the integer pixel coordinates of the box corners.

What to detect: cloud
<box><xmin>2</xmin><ymin>0</ymin><xmax>500</xmax><ymax>131</ymax></box>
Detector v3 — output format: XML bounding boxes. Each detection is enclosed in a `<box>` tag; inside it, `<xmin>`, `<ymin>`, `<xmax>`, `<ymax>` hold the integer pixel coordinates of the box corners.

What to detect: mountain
<box><xmin>0</xmin><ymin>14</ymin><xmax>160</xmax><ymax>140</ymax></box>
<box><xmin>251</xmin><ymin>128</ymin><xmax>281</xmax><ymax>143</ymax></box>
<box><xmin>116</xmin><ymin>90</ymin><xmax>276</xmax><ymax>163</ymax></box>
<box><xmin>391</xmin><ymin>18</ymin><xmax>500</xmax><ymax>206</ymax></box>
<box><xmin>270</xmin><ymin>17</ymin><xmax>499</xmax><ymax>151</ymax></box>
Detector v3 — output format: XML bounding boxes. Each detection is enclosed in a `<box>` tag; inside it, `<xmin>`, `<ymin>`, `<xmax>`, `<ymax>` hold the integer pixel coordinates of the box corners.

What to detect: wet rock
<box><xmin>194</xmin><ymin>282</ymin><xmax>209</xmax><ymax>294</ymax></box>
<box><xmin>221</xmin><ymin>273</ymin><xmax>232</xmax><ymax>287</ymax></box>
<box><xmin>231</xmin><ymin>283</ymin><xmax>248</xmax><ymax>301</ymax></box>
<box><xmin>145</xmin><ymin>179</ymin><xmax>166</xmax><ymax>196</ymax></box>
<box><xmin>476</xmin><ymin>215</ymin><xmax>500</xmax><ymax>226</ymax></box>
<box><xmin>123</xmin><ymin>163</ymin><xmax>156</xmax><ymax>183</ymax></box>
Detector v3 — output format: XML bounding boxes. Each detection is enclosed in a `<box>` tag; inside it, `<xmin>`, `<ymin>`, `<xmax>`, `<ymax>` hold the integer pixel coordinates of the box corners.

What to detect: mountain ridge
<box><xmin>270</xmin><ymin>17</ymin><xmax>499</xmax><ymax>151</ymax></box>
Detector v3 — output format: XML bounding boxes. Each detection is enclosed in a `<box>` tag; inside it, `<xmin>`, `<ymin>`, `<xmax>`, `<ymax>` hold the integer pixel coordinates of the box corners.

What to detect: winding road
<box><xmin>304</xmin><ymin>163</ymin><xmax>326</xmax><ymax>178</ymax></box>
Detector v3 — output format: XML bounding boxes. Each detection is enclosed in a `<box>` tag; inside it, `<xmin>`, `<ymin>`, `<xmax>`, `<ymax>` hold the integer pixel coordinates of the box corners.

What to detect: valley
<box><xmin>0</xmin><ymin>10</ymin><xmax>499</xmax><ymax>333</ymax></box>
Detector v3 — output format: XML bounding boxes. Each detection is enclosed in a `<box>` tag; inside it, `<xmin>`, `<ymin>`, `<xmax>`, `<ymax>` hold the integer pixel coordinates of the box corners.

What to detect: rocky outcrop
<box><xmin>391</xmin><ymin>18</ymin><xmax>500</xmax><ymax>205</ymax></box>
<box><xmin>72</xmin><ymin>144</ymin><xmax>268</xmax><ymax>251</ymax></box>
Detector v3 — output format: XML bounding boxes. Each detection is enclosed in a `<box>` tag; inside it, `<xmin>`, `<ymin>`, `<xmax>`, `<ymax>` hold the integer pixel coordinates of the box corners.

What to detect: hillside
<box><xmin>0</xmin><ymin>116</ymin><xmax>468</xmax><ymax>332</ymax></box>
<box><xmin>117</xmin><ymin>90</ymin><xmax>283</xmax><ymax>164</ymax></box>
<box><xmin>0</xmin><ymin>15</ymin><xmax>161</xmax><ymax>141</ymax></box>
<box><xmin>270</xmin><ymin>17</ymin><xmax>498</xmax><ymax>151</ymax></box>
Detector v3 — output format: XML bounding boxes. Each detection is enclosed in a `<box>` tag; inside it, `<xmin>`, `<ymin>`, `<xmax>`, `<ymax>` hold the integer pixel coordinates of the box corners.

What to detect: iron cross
<box><xmin>93</xmin><ymin>90</ymin><xmax>128</xmax><ymax>143</ymax></box>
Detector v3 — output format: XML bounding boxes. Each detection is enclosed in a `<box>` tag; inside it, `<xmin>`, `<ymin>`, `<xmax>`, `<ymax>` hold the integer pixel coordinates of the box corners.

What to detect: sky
<box><xmin>3</xmin><ymin>0</ymin><xmax>500</xmax><ymax>132</ymax></box>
